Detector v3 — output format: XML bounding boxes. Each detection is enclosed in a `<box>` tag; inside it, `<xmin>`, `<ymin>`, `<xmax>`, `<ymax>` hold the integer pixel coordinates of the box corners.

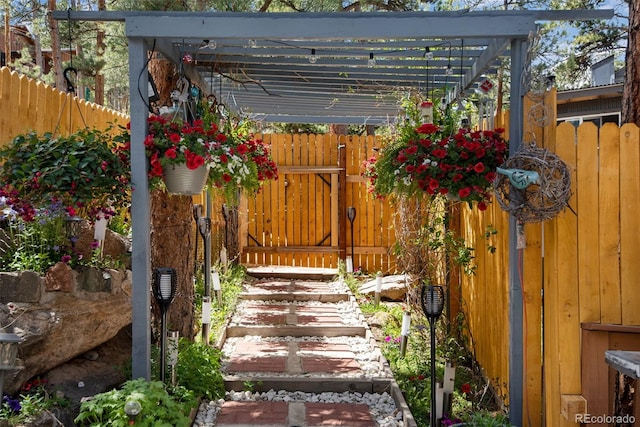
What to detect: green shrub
<box><xmin>74</xmin><ymin>379</ymin><xmax>196</xmax><ymax>427</ymax></box>
<box><xmin>175</xmin><ymin>339</ymin><xmax>225</xmax><ymax>400</ymax></box>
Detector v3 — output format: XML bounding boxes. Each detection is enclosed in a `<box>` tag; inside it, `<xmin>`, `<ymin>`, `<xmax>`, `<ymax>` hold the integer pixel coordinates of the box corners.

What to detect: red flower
<box><xmin>168</xmin><ymin>132</ymin><xmax>181</xmax><ymax>143</ymax></box>
<box><xmin>185</xmin><ymin>150</ymin><xmax>205</xmax><ymax>169</ymax></box>
<box><xmin>416</xmin><ymin>123</ymin><xmax>440</xmax><ymax>134</ymax></box>
<box><xmin>458</xmin><ymin>187</ymin><xmax>471</xmax><ymax>198</ymax></box>
<box><xmin>165</xmin><ymin>147</ymin><xmax>178</xmax><ymax>159</ymax></box>
<box><xmin>461</xmin><ymin>383</ymin><xmax>472</xmax><ymax>394</ymax></box>
<box><xmin>222</xmin><ymin>173</ymin><xmax>232</xmax><ymax>182</ymax></box>
<box><xmin>478</xmin><ymin>201</ymin><xmax>488</xmax><ymax>211</ymax></box>
<box><xmin>406</xmin><ymin>145</ymin><xmax>418</xmax><ymax>155</ymax></box>
<box><xmin>473</xmin><ymin>162</ymin><xmax>485</xmax><ymax>173</ymax></box>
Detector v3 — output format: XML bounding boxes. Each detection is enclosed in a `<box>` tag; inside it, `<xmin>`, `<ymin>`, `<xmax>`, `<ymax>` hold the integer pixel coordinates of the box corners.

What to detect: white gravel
<box><xmin>192</xmin><ymin>389</ymin><xmax>405</xmax><ymax>427</ymax></box>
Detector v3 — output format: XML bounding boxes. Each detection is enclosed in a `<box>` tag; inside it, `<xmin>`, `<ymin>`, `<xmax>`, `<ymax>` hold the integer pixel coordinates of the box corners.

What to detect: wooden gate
<box><xmin>240</xmin><ymin>133</ymin><xmax>396</xmax><ymax>272</ymax></box>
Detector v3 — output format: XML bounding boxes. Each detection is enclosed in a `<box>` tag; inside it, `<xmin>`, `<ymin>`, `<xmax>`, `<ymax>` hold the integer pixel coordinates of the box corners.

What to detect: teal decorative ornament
<box><xmin>496</xmin><ymin>167</ymin><xmax>540</xmax><ymax>189</ymax></box>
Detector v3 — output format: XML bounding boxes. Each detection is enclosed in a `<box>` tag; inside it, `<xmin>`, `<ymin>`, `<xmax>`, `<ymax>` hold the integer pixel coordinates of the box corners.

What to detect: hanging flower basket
<box><xmin>163</xmin><ymin>163</ymin><xmax>209</xmax><ymax>196</ymax></box>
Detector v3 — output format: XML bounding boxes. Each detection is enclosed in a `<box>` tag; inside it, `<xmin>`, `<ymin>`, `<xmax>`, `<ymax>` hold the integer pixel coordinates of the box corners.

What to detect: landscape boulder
<box><xmin>359</xmin><ymin>274</ymin><xmax>408</xmax><ymax>301</ymax></box>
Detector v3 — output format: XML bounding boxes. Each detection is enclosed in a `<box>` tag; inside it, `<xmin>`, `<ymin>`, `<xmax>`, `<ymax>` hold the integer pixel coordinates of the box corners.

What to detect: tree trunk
<box><xmin>148</xmin><ymin>59</ymin><xmax>178</xmax><ymax>114</ymax></box>
<box><xmin>4</xmin><ymin>6</ymin><xmax>9</xmax><ymax>67</ymax></box>
<box><xmin>622</xmin><ymin>0</ymin><xmax>640</xmax><ymax>125</ymax></box>
<box><xmin>94</xmin><ymin>0</ymin><xmax>106</xmax><ymax>105</ymax></box>
<box><xmin>47</xmin><ymin>0</ymin><xmax>64</xmax><ymax>91</ymax></box>
<box><xmin>148</xmin><ymin>57</ymin><xmax>196</xmax><ymax>340</ymax></box>
<box><xmin>150</xmin><ymin>190</ymin><xmax>196</xmax><ymax>340</ymax></box>
<box><xmin>224</xmin><ymin>203</ymin><xmax>240</xmax><ymax>265</ymax></box>
<box><xmin>329</xmin><ymin>124</ymin><xmax>347</xmax><ymax>135</ymax></box>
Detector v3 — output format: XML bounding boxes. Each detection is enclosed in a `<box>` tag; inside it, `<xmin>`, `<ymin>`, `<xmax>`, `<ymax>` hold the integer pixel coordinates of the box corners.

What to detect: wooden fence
<box><xmin>240</xmin><ymin>133</ymin><xmax>397</xmax><ymax>273</ymax></box>
<box><xmin>460</xmin><ymin>90</ymin><xmax>640</xmax><ymax>426</ymax></box>
<box><xmin>0</xmin><ymin>67</ymin><xmax>127</xmax><ymax>144</ymax></box>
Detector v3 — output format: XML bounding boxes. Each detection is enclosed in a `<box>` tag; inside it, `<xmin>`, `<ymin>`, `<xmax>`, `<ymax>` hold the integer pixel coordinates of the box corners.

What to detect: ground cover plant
<box><xmin>341</xmin><ymin>266</ymin><xmax>513</xmax><ymax>426</ymax></box>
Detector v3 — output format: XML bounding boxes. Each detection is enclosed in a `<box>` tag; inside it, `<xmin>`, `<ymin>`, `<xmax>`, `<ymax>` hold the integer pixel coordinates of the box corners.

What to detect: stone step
<box><xmin>246</xmin><ymin>266</ymin><xmax>338</xmax><ymax>281</ymax></box>
<box><xmin>240</xmin><ymin>278</ymin><xmax>350</xmax><ymax>302</ymax></box>
<box><xmin>227</xmin><ymin>300</ymin><xmax>366</xmax><ymax>338</ymax></box>
<box><xmin>222</xmin><ymin>376</ymin><xmax>392</xmax><ymax>394</ymax></box>
<box><xmin>225</xmin><ymin>325</ymin><xmax>367</xmax><ymax>338</ymax></box>
<box><xmin>199</xmin><ymin>391</ymin><xmax>403</xmax><ymax>427</ymax></box>
<box><xmin>221</xmin><ymin>336</ymin><xmax>391</xmax><ymax>381</ymax></box>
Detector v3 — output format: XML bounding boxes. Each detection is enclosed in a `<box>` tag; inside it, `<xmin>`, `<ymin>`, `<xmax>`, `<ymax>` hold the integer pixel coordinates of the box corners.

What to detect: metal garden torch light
<box><xmin>375</xmin><ymin>272</ymin><xmax>382</xmax><ymax>306</ymax></box>
<box><xmin>64</xmin><ymin>215</ymin><xmax>83</xmax><ymax>250</ymax></box>
<box><xmin>0</xmin><ymin>331</ymin><xmax>21</xmax><ymax>400</ymax></box>
<box><xmin>421</xmin><ymin>284</ymin><xmax>445</xmax><ymax>427</ymax></box>
<box><xmin>400</xmin><ymin>311</ymin><xmax>411</xmax><ymax>357</ymax></box>
<box><xmin>152</xmin><ymin>268</ymin><xmax>177</xmax><ymax>383</ymax></box>
<box><xmin>198</xmin><ymin>216</ymin><xmax>212</xmax><ymax>344</ymax></box>
<box><xmin>346</xmin><ymin>207</ymin><xmax>356</xmax><ymax>273</ymax></box>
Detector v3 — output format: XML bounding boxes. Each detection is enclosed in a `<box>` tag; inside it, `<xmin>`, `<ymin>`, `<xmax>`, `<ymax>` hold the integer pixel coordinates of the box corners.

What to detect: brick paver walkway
<box><xmin>208</xmin><ymin>267</ymin><xmax>401</xmax><ymax>427</ymax></box>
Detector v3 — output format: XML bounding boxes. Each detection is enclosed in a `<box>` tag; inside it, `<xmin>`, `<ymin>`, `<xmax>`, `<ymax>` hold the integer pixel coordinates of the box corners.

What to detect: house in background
<box><xmin>0</xmin><ymin>25</ymin><xmax>72</xmax><ymax>76</ymax></box>
<box><xmin>556</xmin><ymin>56</ymin><xmax>623</xmax><ymax>127</ymax></box>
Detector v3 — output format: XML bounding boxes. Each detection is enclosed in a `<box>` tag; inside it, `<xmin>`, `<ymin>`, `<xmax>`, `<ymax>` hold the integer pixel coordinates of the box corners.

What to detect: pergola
<box><xmin>57</xmin><ymin>8</ymin><xmax>613</xmax><ymax>425</ymax></box>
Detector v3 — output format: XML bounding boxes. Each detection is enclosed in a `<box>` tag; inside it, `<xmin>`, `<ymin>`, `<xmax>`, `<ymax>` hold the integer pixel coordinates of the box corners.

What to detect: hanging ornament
<box><xmin>494</xmin><ymin>143</ymin><xmax>572</xmax><ymax>223</ymax></box>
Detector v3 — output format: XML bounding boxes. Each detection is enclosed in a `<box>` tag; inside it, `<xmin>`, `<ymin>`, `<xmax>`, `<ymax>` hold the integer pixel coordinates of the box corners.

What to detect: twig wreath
<box><xmin>494</xmin><ymin>143</ymin><xmax>572</xmax><ymax>223</ymax></box>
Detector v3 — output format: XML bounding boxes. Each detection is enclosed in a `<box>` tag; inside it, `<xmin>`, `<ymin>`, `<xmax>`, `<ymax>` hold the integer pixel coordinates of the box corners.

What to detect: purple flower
<box><xmin>90</xmin><ymin>241</ymin><xmax>100</xmax><ymax>249</ymax></box>
<box><xmin>441</xmin><ymin>414</ymin><xmax>463</xmax><ymax>426</ymax></box>
<box><xmin>61</xmin><ymin>254</ymin><xmax>72</xmax><ymax>263</ymax></box>
<box><xmin>3</xmin><ymin>394</ymin><xmax>21</xmax><ymax>412</ymax></box>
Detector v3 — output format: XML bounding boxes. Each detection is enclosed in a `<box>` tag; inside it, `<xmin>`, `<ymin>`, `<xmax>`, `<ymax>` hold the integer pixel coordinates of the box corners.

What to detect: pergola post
<box><xmin>508</xmin><ymin>36</ymin><xmax>528</xmax><ymax>426</ymax></box>
<box><xmin>128</xmin><ymin>37</ymin><xmax>152</xmax><ymax>380</ymax></box>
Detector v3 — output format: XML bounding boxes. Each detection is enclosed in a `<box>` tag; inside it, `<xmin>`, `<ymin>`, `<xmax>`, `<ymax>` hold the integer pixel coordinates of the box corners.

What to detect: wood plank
<box><xmin>619</xmin><ymin>124</ymin><xmax>640</xmax><ymax>325</ymax></box>
<box><xmin>338</xmin><ymin>135</ymin><xmax>348</xmax><ymax>262</ymax></box>
<box><xmin>278</xmin><ymin>166</ymin><xmax>343</xmax><ymax>174</ymax></box>
<box><xmin>555</xmin><ymin>121</ymin><xmax>581</xmax><ymax>426</ymax></box>
<box><xmin>315</xmin><ymin>135</ymin><xmax>327</xmax><ymax>267</ymax></box>
<box><xmin>225</xmin><ymin>325</ymin><xmax>366</xmax><ymax>338</ymax></box>
<box><xmin>267</xmin><ymin>134</ymin><xmax>280</xmax><ymax>265</ymax></box>
<box><xmin>597</xmin><ymin>123</ymin><xmax>621</xmax><ymax>324</ymax></box>
<box><xmin>582</xmin><ymin>323</ymin><xmax>640</xmax><ymax>333</ymax></box>
<box><xmin>331</xmin><ymin>173</ymin><xmax>339</xmax><ymax>248</ymax></box>
<box><xmin>523</xmin><ymin>220</ymin><xmax>543</xmax><ymax>427</ymax></box>
<box><xmin>308</xmin><ymin>135</ymin><xmax>318</xmax><ymax>267</ymax></box>
<box><xmin>242</xmin><ymin>245</ymin><xmax>388</xmax><ymax>254</ymax></box>
<box><xmin>300</xmin><ymin>134</ymin><xmax>310</xmax><ymax>267</ymax></box>
<box><xmin>576</xmin><ymin>121</ymin><xmax>601</xmax><ymax>323</ymax></box>
<box><xmin>283</xmin><ymin>134</ymin><xmax>293</xmax><ymax>266</ymax></box>
<box><xmin>292</xmin><ymin>133</ymin><xmax>303</xmax><ymax>266</ymax></box>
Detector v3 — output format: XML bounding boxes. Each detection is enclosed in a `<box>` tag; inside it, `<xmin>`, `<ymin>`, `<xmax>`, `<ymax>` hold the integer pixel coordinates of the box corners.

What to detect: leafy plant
<box><xmin>0</xmin><ymin>198</ymin><xmax>69</xmax><ymax>273</ymax></box>
<box><xmin>462</xmin><ymin>411</ymin><xmax>515</xmax><ymax>426</ymax></box>
<box><xmin>362</xmin><ymin>97</ymin><xmax>508</xmax><ymax>210</ymax></box>
<box><xmin>114</xmin><ymin>107</ymin><xmax>278</xmax><ymax>204</ymax></box>
<box><xmin>0</xmin><ymin>380</ymin><xmax>68</xmax><ymax>426</ymax></box>
<box><xmin>194</xmin><ymin>263</ymin><xmax>245</xmax><ymax>341</ymax></box>
<box><xmin>0</xmin><ymin>127</ymin><xmax>130</xmax><ymax>219</ymax></box>
<box><xmin>74</xmin><ymin>379</ymin><xmax>195</xmax><ymax>427</ymax></box>
<box><xmin>174</xmin><ymin>339</ymin><xmax>225</xmax><ymax>401</ymax></box>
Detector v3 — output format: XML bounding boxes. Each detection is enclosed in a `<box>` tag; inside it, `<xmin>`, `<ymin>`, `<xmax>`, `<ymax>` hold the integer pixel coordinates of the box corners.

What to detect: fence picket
<box><xmin>597</xmin><ymin>123</ymin><xmax>622</xmax><ymax>325</ymax></box>
<box><xmin>620</xmin><ymin>124</ymin><xmax>640</xmax><ymax>325</ymax></box>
